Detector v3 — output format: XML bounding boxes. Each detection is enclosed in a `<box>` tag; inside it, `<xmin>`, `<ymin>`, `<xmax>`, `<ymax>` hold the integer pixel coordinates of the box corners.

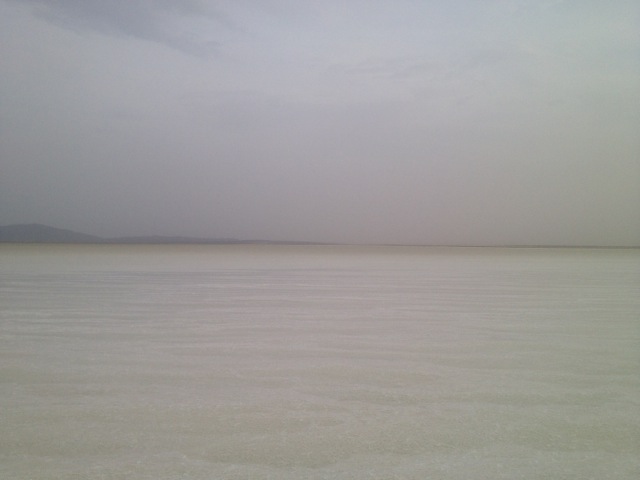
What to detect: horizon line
<box><xmin>1</xmin><ymin>223</ymin><xmax>638</xmax><ymax>249</ymax></box>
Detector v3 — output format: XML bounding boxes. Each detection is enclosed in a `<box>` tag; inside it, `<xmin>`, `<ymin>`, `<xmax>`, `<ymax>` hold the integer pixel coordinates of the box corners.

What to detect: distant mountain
<box><xmin>0</xmin><ymin>224</ymin><xmax>317</xmax><ymax>245</ymax></box>
<box><xmin>0</xmin><ymin>224</ymin><xmax>104</xmax><ymax>243</ymax></box>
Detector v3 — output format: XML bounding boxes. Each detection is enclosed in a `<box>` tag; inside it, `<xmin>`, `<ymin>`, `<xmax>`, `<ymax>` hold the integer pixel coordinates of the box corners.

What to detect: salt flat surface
<box><xmin>1</xmin><ymin>245</ymin><xmax>639</xmax><ymax>479</ymax></box>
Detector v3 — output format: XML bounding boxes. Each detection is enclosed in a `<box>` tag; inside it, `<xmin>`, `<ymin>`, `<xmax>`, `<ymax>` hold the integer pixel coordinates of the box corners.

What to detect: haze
<box><xmin>1</xmin><ymin>0</ymin><xmax>638</xmax><ymax>246</ymax></box>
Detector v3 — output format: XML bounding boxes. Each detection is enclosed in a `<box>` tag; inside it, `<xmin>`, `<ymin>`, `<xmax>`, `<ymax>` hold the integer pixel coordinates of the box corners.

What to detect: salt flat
<box><xmin>1</xmin><ymin>245</ymin><xmax>638</xmax><ymax>479</ymax></box>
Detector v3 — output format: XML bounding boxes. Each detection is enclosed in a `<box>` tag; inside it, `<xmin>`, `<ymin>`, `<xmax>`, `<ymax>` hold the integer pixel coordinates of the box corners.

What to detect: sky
<box><xmin>1</xmin><ymin>0</ymin><xmax>638</xmax><ymax>246</ymax></box>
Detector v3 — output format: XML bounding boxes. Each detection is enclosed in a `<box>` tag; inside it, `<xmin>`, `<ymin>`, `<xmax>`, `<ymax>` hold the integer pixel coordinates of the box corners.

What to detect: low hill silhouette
<box><xmin>0</xmin><ymin>224</ymin><xmax>316</xmax><ymax>245</ymax></box>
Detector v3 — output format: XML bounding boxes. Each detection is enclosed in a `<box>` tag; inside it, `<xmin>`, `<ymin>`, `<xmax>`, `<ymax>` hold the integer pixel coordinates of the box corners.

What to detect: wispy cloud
<box><xmin>8</xmin><ymin>0</ymin><xmax>225</xmax><ymax>56</ymax></box>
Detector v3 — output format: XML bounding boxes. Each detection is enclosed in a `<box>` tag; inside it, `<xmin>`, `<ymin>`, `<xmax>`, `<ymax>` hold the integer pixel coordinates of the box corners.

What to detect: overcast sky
<box><xmin>1</xmin><ymin>0</ymin><xmax>638</xmax><ymax>245</ymax></box>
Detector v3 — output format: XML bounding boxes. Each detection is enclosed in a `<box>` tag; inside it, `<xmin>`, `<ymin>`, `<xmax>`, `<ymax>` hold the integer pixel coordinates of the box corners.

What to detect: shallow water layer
<box><xmin>1</xmin><ymin>245</ymin><xmax>639</xmax><ymax>479</ymax></box>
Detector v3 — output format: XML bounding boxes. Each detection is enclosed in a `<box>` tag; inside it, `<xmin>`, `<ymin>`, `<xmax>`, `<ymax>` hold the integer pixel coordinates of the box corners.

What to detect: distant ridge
<box><xmin>109</xmin><ymin>235</ymin><xmax>240</xmax><ymax>244</ymax></box>
<box><xmin>0</xmin><ymin>224</ymin><xmax>103</xmax><ymax>243</ymax></box>
<box><xmin>0</xmin><ymin>224</ymin><xmax>317</xmax><ymax>245</ymax></box>
<box><xmin>0</xmin><ymin>224</ymin><xmax>636</xmax><ymax>247</ymax></box>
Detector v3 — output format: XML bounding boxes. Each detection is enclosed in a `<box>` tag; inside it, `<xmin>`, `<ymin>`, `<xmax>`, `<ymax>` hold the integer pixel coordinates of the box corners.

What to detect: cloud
<box><xmin>7</xmin><ymin>0</ymin><xmax>224</xmax><ymax>56</ymax></box>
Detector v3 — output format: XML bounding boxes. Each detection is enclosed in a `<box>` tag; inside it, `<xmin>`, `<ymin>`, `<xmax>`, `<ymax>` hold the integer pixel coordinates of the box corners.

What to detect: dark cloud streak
<box><xmin>10</xmin><ymin>0</ymin><xmax>224</xmax><ymax>56</ymax></box>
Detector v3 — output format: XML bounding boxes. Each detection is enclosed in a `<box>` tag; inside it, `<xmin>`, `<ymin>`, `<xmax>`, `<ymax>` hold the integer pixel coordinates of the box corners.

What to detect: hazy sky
<box><xmin>1</xmin><ymin>0</ymin><xmax>638</xmax><ymax>245</ymax></box>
